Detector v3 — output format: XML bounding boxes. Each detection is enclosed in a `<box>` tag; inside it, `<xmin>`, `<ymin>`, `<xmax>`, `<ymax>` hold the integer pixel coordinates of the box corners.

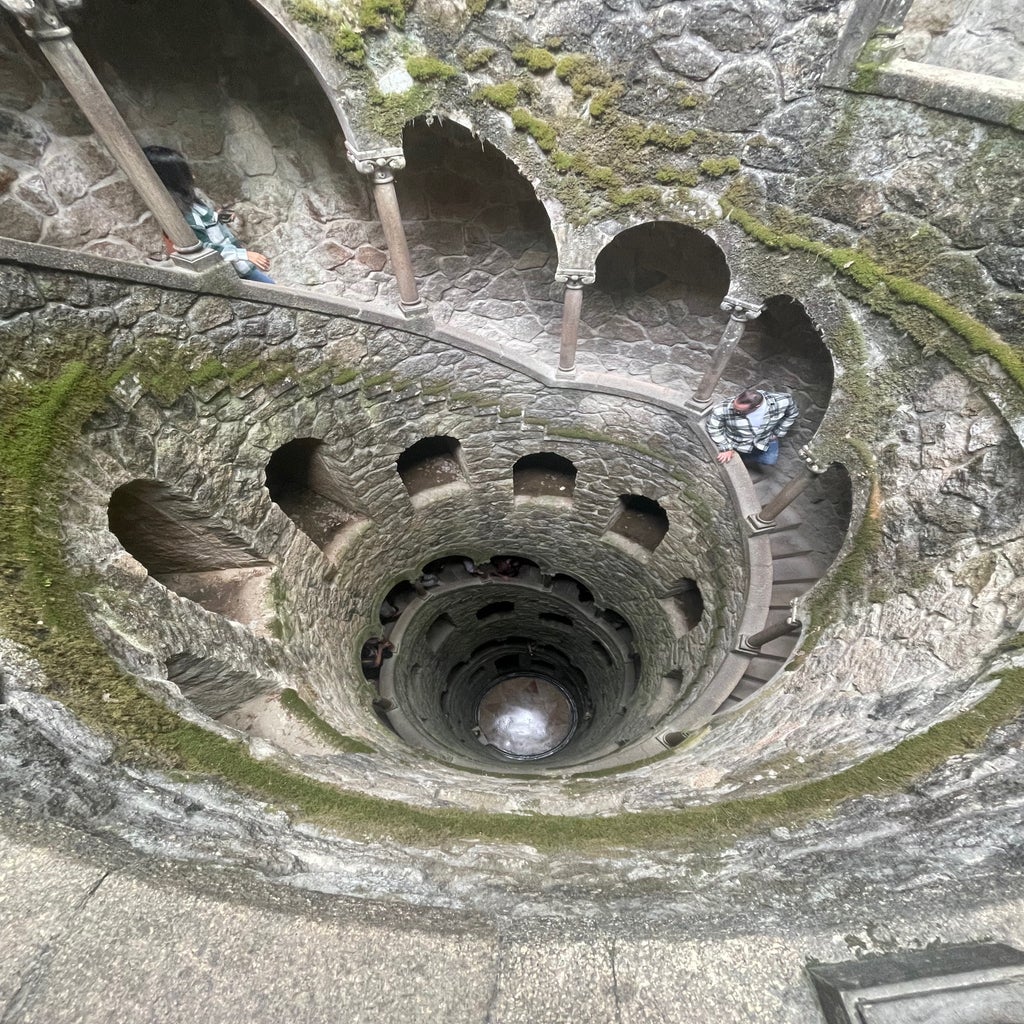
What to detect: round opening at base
<box><xmin>477</xmin><ymin>675</ymin><xmax>577</xmax><ymax>759</ymax></box>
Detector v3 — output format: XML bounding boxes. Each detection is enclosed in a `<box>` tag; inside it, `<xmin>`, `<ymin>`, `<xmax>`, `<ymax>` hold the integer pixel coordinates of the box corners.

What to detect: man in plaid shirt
<box><xmin>706</xmin><ymin>388</ymin><xmax>799</xmax><ymax>467</ymax></box>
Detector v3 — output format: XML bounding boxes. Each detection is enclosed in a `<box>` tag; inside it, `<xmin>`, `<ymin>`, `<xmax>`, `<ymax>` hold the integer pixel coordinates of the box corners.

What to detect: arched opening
<box><xmin>265</xmin><ymin>437</ymin><xmax>365</xmax><ymax>550</ymax></box>
<box><xmin>397</xmin><ymin>435</ymin><xmax>468</xmax><ymax>500</ymax></box>
<box><xmin>513</xmin><ymin>452</ymin><xmax>577</xmax><ymax>502</ymax></box>
<box><xmin>107</xmin><ymin>479</ymin><xmax>273</xmax><ymax>627</ymax></box>
<box><xmin>396</xmin><ymin>116</ymin><xmax>557</xmax><ymax>341</ymax></box>
<box><xmin>661</xmin><ymin>578</ymin><xmax>705</xmax><ymax>635</ymax></box>
<box><xmin>605</xmin><ymin>494</ymin><xmax>669</xmax><ymax>552</ymax></box>
<box><xmin>586</xmin><ymin>222</ymin><xmax>730</xmax><ymax>361</ymax></box>
<box><xmin>476</xmin><ymin>601</ymin><xmax>515</xmax><ymax>621</ymax></box>
<box><xmin>23</xmin><ymin>0</ymin><xmax>368</xmax><ymax>291</ymax></box>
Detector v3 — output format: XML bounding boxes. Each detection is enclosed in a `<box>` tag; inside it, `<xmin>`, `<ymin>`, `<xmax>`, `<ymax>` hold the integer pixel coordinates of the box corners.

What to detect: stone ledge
<box><xmin>869</xmin><ymin>59</ymin><xmax>1024</xmax><ymax>130</ymax></box>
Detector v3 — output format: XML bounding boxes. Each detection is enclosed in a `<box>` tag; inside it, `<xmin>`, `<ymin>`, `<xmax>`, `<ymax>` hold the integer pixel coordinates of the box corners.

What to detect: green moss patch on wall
<box><xmin>284</xmin><ymin>0</ymin><xmax>367</xmax><ymax>67</ymax></box>
<box><xmin>722</xmin><ymin>193</ymin><xmax>1024</xmax><ymax>404</ymax></box>
<box><xmin>280</xmin><ymin>690</ymin><xmax>375</xmax><ymax>752</ymax></box>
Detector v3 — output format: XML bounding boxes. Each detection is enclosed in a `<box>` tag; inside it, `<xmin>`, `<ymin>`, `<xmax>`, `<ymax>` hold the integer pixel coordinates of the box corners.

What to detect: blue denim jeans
<box><xmin>241</xmin><ymin>267</ymin><xmax>275</xmax><ymax>283</ymax></box>
<box><xmin>740</xmin><ymin>440</ymin><xmax>779</xmax><ymax>466</ymax></box>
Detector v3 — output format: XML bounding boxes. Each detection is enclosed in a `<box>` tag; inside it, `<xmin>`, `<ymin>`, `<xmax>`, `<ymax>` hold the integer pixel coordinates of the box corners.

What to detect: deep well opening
<box><xmin>377</xmin><ymin>560</ymin><xmax>648</xmax><ymax>768</ymax></box>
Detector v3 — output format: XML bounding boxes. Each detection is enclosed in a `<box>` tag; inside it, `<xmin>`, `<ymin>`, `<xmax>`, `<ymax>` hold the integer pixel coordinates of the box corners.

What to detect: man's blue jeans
<box><xmin>241</xmin><ymin>267</ymin><xmax>275</xmax><ymax>284</ymax></box>
<box><xmin>740</xmin><ymin>440</ymin><xmax>779</xmax><ymax>466</ymax></box>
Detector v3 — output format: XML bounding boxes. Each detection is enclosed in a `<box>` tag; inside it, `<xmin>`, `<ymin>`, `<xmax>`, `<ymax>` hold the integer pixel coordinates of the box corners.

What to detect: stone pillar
<box><xmin>1</xmin><ymin>0</ymin><xmax>222</xmax><ymax>271</ymax></box>
<box><xmin>686</xmin><ymin>296</ymin><xmax>764</xmax><ymax>412</ymax></box>
<box><xmin>554</xmin><ymin>270</ymin><xmax>594</xmax><ymax>374</ymax></box>
<box><xmin>736</xmin><ymin>614</ymin><xmax>801</xmax><ymax>655</ymax></box>
<box><xmin>746</xmin><ymin>448</ymin><xmax>828</xmax><ymax>533</ymax></box>
<box><xmin>346</xmin><ymin>145</ymin><xmax>426</xmax><ymax>315</ymax></box>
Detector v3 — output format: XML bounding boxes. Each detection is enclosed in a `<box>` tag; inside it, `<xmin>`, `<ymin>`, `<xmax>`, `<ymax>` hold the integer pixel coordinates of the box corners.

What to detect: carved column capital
<box><xmin>720</xmin><ymin>295</ymin><xmax>764</xmax><ymax>321</ymax></box>
<box><xmin>345</xmin><ymin>144</ymin><xmax>406</xmax><ymax>183</ymax></box>
<box><xmin>0</xmin><ymin>0</ymin><xmax>78</xmax><ymax>38</ymax></box>
<box><xmin>555</xmin><ymin>268</ymin><xmax>596</xmax><ymax>287</ymax></box>
<box><xmin>797</xmin><ymin>444</ymin><xmax>828</xmax><ymax>475</ymax></box>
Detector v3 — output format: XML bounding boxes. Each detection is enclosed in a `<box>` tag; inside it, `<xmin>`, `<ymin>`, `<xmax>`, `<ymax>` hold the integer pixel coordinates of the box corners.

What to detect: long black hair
<box><xmin>142</xmin><ymin>145</ymin><xmax>197</xmax><ymax>214</ymax></box>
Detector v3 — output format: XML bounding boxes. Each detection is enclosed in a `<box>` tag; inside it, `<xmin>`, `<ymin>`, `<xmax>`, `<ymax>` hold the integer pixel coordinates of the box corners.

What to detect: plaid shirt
<box><xmin>185</xmin><ymin>200</ymin><xmax>250</xmax><ymax>268</ymax></box>
<box><xmin>706</xmin><ymin>391</ymin><xmax>799</xmax><ymax>453</ymax></box>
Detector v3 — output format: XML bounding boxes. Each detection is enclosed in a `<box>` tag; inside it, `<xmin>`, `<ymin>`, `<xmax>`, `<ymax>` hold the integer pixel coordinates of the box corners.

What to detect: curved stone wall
<box><xmin>2</xmin><ymin>0</ymin><xmax>1024</xmax><ymax>1012</ymax></box>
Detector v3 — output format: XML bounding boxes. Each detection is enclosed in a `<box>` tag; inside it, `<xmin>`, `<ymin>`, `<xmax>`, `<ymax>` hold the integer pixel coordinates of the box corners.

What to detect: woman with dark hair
<box><xmin>143</xmin><ymin>145</ymin><xmax>274</xmax><ymax>283</ymax></box>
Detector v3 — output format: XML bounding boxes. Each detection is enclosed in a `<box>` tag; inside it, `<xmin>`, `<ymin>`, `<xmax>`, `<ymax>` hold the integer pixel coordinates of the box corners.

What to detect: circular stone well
<box><xmin>477</xmin><ymin>675</ymin><xmax>577</xmax><ymax>758</ymax></box>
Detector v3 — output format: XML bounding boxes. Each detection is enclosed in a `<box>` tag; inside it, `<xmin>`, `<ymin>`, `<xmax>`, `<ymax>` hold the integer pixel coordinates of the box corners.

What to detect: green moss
<box><xmin>656</xmin><ymin>166</ymin><xmax>699</xmax><ymax>187</ymax></box>
<box><xmin>359</xmin><ymin>0</ymin><xmax>412</xmax><ymax>32</ymax></box>
<box><xmin>555</xmin><ymin>53</ymin><xmax>614</xmax><ymax>99</ymax></box>
<box><xmin>721</xmin><ymin>198</ymin><xmax>1024</xmax><ymax>396</ymax></box>
<box><xmin>459</xmin><ymin>46</ymin><xmax>496</xmax><ymax>71</ymax></box>
<box><xmin>285</xmin><ymin>0</ymin><xmax>366</xmax><ymax>67</ymax></box>
<box><xmin>279</xmin><ymin>690</ymin><xmax>375</xmax><ymax>753</ymax></box>
<box><xmin>511</xmin><ymin>45</ymin><xmax>557</xmax><ymax>73</ymax></box>
<box><xmin>510</xmin><ymin>107</ymin><xmax>558</xmax><ymax>151</ymax></box>
<box><xmin>367</xmin><ymin>84</ymin><xmax>433</xmax><ymax>140</ymax></box>
<box><xmin>608</xmin><ymin>185</ymin><xmax>662</xmax><ymax>208</ymax></box>
<box><xmin>472</xmin><ymin>81</ymin><xmax>521</xmax><ymax>111</ymax></box>
<box><xmin>699</xmin><ymin>156</ymin><xmax>741</xmax><ymax>177</ymax></box>
<box><xmin>643</xmin><ymin>124</ymin><xmax>698</xmax><ymax>151</ymax></box>
<box><xmin>406</xmin><ymin>55</ymin><xmax>458</xmax><ymax>82</ymax></box>
<box><xmin>466</xmin><ymin>0</ymin><xmax>488</xmax><ymax>14</ymax></box>
<box><xmin>285</xmin><ymin>0</ymin><xmax>333</xmax><ymax>29</ymax></box>
<box><xmin>332</xmin><ymin>27</ymin><xmax>366</xmax><ymax>67</ymax></box>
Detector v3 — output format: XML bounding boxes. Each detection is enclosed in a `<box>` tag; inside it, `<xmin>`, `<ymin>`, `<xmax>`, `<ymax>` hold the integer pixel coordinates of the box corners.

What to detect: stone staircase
<box><xmin>714</xmin><ymin>469</ymin><xmax>837</xmax><ymax>714</ymax></box>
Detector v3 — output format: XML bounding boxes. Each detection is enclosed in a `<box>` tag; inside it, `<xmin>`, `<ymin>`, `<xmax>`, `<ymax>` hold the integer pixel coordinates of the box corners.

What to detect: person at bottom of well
<box><xmin>143</xmin><ymin>144</ymin><xmax>274</xmax><ymax>283</ymax></box>
<box><xmin>706</xmin><ymin>387</ymin><xmax>798</xmax><ymax>468</ymax></box>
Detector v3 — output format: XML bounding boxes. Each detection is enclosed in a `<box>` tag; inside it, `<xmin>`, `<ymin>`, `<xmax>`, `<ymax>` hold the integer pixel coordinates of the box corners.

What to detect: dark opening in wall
<box><xmin>495</xmin><ymin>654</ymin><xmax>520</xmax><ymax>674</ymax></box>
<box><xmin>477</xmin><ymin>601</ymin><xmax>515</xmax><ymax>620</ymax></box>
<box><xmin>397</xmin><ymin>436</ymin><xmax>467</xmax><ymax>499</ymax></box>
<box><xmin>108</xmin><ymin>479</ymin><xmax>273</xmax><ymax>626</ymax></box>
<box><xmin>426</xmin><ymin>613</ymin><xmax>456</xmax><ymax>651</ymax></box>
<box><xmin>513</xmin><ymin>452</ymin><xmax>577</xmax><ymax>501</ymax></box>
<box><xmin>549</xmin><ymin>573</ymin><xmax>594</xmax><ymax>604</ymax></box>
<box><xmin>380</xmin><ymin>580</ymin><xmax>419</xmax><ymax>623</ymax></box>
<box><xmin>593</xmin><ymin>222</ymin><xmax>729</xmax><ymax>317</ymax></box>
<box><xmin>664</xmin><ymin>578</ymin><xmax>704</xmax><ymax>633</ymax></box>
<box><xmin>606</xmin><ymin>495</ymin><xmax>669</xmax><ymax>552</ymax></box>
<box><xmin>539</xmin><ymin>612</ymin><xmax>573</xmax><ymax>626</ymax></box>
<box><xmin>396</xmin><ymin>117</ymin><xmax>557</xmax><ymax>319</ymax></box>
<box><xmin>265</xmin><ymin>437</ymin><xmax>364</xmax><ymax>551</ymax></box>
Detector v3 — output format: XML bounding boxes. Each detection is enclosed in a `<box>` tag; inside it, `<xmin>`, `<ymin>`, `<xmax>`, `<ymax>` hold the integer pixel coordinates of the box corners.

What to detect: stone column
<box><xmin>736</xmin><ymin>613</ymin><xmax>801</xmax><ymax>655</ymax></box>
<box><xmin>554</xmin><ymin>270</ymin><xmax>594</xmax><ymax>374</ymax></box>
<box><xmin>686</xmin><ymin>296</ymin><xmax>764</xmax><ymax>412</ymax></box>
<box><xmin>746</xmin><ymin>448</ymin><xmax>828</xmax><ymax>533</ymax></box>
<box><xmin>1</xmin><ymin>0</ymin><xmax>222</xmax><ymax>271</ymax></box>
<box><xmin>346</xmin><ymin>145</ymin><xmax>426</xmax><ymax>315</ymax></box>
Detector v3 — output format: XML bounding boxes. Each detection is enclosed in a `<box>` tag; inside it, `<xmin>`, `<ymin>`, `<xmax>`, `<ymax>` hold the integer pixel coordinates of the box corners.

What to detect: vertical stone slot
<box><xmin>605</xmin><ymin>494</ymin><xmax>669</xmax><ymax>553</ymax></box>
